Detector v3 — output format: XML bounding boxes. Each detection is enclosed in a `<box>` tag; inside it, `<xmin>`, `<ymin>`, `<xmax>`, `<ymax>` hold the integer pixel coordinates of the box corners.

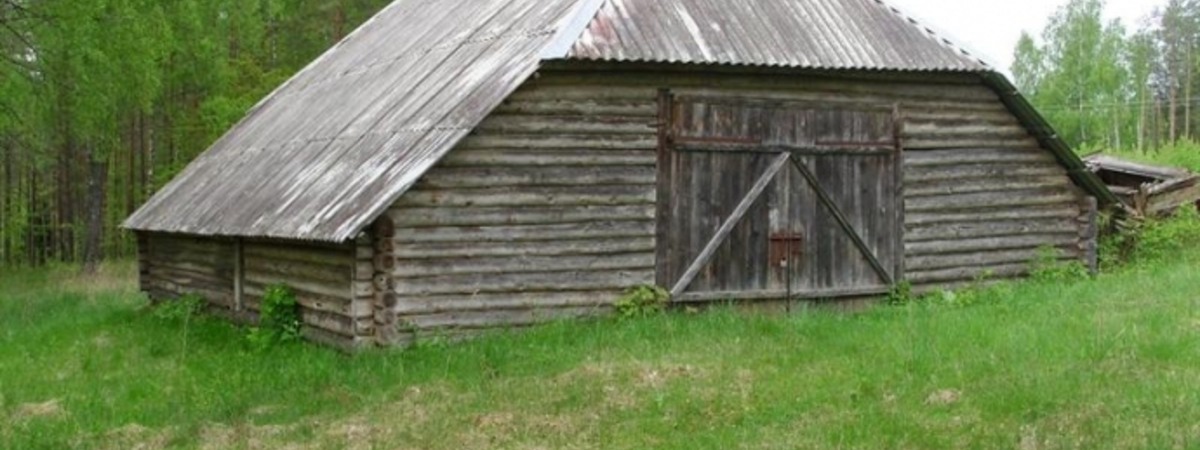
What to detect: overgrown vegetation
<box><xmin>4</xmin><ymin>245</ymin><xmax>1200</xmax><ymax>448</ymax></box>
<box><xmin>614</xmin><ymin>284</ymin><xmax>670</xmax><ymax>318</ymax></box>
<box><xmin>245</xmin><ymin>284</ymin><xmax>302</xmax><ymax>351</ymax></box>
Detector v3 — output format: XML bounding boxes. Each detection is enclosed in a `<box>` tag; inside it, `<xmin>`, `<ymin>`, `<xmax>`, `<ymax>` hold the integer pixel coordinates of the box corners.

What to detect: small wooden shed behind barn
<box><xmin>125</xmin><ymin>0</ymin><xmax>1116</xmax><ymax>348</ymax></box>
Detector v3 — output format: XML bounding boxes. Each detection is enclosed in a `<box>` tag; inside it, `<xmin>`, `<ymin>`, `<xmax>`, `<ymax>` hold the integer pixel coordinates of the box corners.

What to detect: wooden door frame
<box><xmin>655</xmin><ymin>91</ymin><xmax>906</xmax><ymax>300</ymax></box>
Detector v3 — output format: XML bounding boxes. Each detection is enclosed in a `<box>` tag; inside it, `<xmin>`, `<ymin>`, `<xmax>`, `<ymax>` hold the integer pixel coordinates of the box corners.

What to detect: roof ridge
<box><xmin>541</xmin><ymin>0</ymin><xmax>609</xmax><ymax>59</ymax></box>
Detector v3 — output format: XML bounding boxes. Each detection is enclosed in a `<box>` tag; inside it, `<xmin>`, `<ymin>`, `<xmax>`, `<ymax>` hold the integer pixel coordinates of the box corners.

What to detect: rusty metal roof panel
<box><xmin>125</xmin><ymin>0</ymin><xmax>593</xmax><ymax>242</ymax></box>
<box><xmin>567</xmin><ymin>0</ymin><xmax>989</xmax><ymax>71</ymax></box>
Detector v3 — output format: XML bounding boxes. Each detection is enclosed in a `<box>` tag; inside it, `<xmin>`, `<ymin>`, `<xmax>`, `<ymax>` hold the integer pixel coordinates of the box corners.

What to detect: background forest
<box><xmin>0</xmin><ymin>0</ymin><xmax>1191</xmax><ymax>269</ymax></box>
<box><xmin>0</xmin><ymin>0</ymin><xmax>392</xmax><ymax>269</ymax></box>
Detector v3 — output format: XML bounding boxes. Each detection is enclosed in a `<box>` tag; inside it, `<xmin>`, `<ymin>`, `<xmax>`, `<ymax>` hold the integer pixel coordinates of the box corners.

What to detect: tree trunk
<box><xmin>81</xmin><ymin>144</ymin><xmax>107</xmax><ymax>274</ymax></box>
<box><xmin>1137</xmin><ymin>87</ymin><xmax>1147</xmax><ymax>152</ymax></box>
<box><xmin>1187</xmin><ymin>60</ymin><xmax>1193</xmax><ymax>141</ymax></box>
<box><xmin>1170</xmin><ymin>85</ymin><xmax>1179</xmax><ymax>144</ymax></box>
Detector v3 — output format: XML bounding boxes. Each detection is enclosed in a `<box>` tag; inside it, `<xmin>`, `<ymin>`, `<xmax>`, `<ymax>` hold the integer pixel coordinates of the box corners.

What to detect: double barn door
<box><xmin>657</xmin><ymin>94</ymin><xmax>904</xmax><ymax>303</ymax></box>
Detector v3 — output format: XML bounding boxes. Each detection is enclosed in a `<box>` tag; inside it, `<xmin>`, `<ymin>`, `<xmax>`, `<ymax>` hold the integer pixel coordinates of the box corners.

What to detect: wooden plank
<box><xmin>905</xmin><ymin>163</ymin><xmax>1065</xmax><ymax>183</ymax></box>
<box><xmin>491</xmin><ymin>99</ymin><xmax>657</xmax><ymax>117</ymax></box>
<box><xmin>394</xmin><ymin>290</ymin><xmax>621</xmax><ymax>315</ymax></box>
<box><xmin>906</xmin><ymin>218</ymin><xmax>1080</xmax><ymax>243</ymax></box>
<box><xmin>906</xmin><ymin>190</ymin><xmax>1078</xmax><ymax>212</ymax></box>
<box><xmin>674</xmin><ymin>142</ymin><xmax>894</xmax><ymax>155</ymax></box>
<box><xmin>440</xmin><ymin>149</ymin><xmax>657</xmax><ymax>167</ymax></box>
<box><xmin>455</xmin><ymin>135</ymin><xmax>658</xmax><ymax>151</ymax></box>
<box><xmin>404</xmin><ymin>306</ymin><xmax>603</xmax><ymax>331</ymax></box>
<box><xmin>905</xmin><ymin>233</ymin><xmax>1080</xmax><ymax>256</ymax></box>
<box><xmin>906</xmin><ymin>204</ymin><xmax>1081</xmax><ymax>226</ymax></box>
<box><xmin>902</xmin><ymin>137</ymin><xmax>1041</xmax><ymax>150</ymax></box>
<box><xmin>908</xmin><ymin>247</ymin><xmax>1081</xmax><ymax>272</ymax></box>
<box><xmin>395</xmin><ymin>185</ymin><xmax>655</xmax><ymax>208</ymax></box>
<box><xmin>396</xmin><ymin>269</ymin><xmax>653</xmax><ymax>296</ymax></box>
<box><xmin>393</xmin><ymin>253</ymin><xmax>655</xmax><ymax>278</ymax></box>
<box><xmin>670</xmin><ymin>152</ymin><xmax>791</xmax><ymax>296</ymax></box>
<box><xmin>790</xmin><ymin>157</ymin><xmax>894</xmax><ymax>285</ymax></box>
<box><xmin>675</xmin><ymin>286</ymin><xmax>890</xmax><ymax>303</ymax></box>
<box><xmin>394</xmin><ymin>220</ymin><xmax>655</xmax><ymax>243</ymax></box>
<box><xmin>474</xmin><ymin>115</ymin><xmax>656</xmax><ymax>135</ymax></box>
<box><xmin>655</xmin><ymin>91</ymin><xmax>673</xmax><ymax>289</ymax></box>
<box><xmin>908</xmin><ymin>263</ymin><xmax>1032</xmax><ymax>284</ymax></box>
<box><xmin>395</xmin><ymin>237</ymin><xmax>656</xmax><ymax>259</ymax></box>
<box><xmin>906</xmin><ymin>176</ymin><xmax>1074</xmax><ymax>197</ymax></box>
<box><xmin>391</xmin><ymin>204</ymin><xmax>655</xmax><ymax>227</ymax></box>
<box><xmin>413</xmin><ymin>166</ymin><xmax>656</xmax><ymax>189</ymax></box>
<box><xmin>903</xmin><ymin>147</ymin><xmax>1055</xmax><ymax>167</ymax></box>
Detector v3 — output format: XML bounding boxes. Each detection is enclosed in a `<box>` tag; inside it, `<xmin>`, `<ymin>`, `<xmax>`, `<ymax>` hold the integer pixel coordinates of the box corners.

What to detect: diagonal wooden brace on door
<box><xmin>788</xmin><ymin>157</ymin><xmax>895</xmax><ymax>285</ymax></box>
<box><xmin>670</xmin><ymin>152</ymin><xmax>792</xmax><ymax>297</ymax></box>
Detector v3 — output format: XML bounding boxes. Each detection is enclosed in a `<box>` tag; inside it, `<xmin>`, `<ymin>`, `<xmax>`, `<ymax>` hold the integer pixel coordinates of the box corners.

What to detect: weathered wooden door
<box><xmin>657</xmin><ymin>94</ymin><xmax>903</xmax><ymax>303</ymax></box>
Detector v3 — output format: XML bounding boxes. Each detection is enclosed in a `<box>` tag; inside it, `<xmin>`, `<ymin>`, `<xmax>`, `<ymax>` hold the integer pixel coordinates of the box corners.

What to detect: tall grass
<box><xmin>2</xmin><ymin>253</ymin><xmax>1200</xmax><ymax>449</ymax></box>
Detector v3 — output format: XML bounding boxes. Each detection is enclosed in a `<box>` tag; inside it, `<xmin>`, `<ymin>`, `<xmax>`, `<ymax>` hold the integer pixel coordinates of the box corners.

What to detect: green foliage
<box><xmin>152</xmin><ymin>293</ymin><xmax>205</xmax><ymax>322</ymax></box>
<box><xmin>1029</xmin><ymin>246</ymin><xmax>1092</xmax><ymax>282</ymax></box>
<box><xmin>885</xmin><ymin>280</ymin><xmax>916</xmax><ymax>306</ymax></box>
<box><xmin>246</xmin><ymin>283</ymin><xmax>301</xmax><ymax>350</ymax></box>
<box><xmin>614</xmin><ymin>284</ymin><xmax>669</xmax><ymax>319</ymax></box>
<box><xmin>1127</xmin><ymin>206</ymin><xmax>1200</xmax><ymax>263</ymax></box>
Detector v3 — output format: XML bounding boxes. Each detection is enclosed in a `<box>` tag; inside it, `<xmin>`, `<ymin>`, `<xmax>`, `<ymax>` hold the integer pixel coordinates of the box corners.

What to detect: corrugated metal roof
<box><xmin>566</xmin><ymin>0</ymin><xmax>989</xmax><ymax>71</ymax></box>
<box><xmin>126</xmin><ymin>0</ymin><xmax>1108</xmax><ymax>243</ymax></box>
<box><xmin>125</xmin><ymin>0</ymin><xmax>594</xmax><ymax>242</ymax></box>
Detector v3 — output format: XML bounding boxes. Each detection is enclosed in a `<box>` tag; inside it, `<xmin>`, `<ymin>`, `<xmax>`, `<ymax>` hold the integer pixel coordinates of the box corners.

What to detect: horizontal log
<box><xmin>903</xmin><ymin>123</ymin><xmax>1029</xmax><ymax>139</ymax></box>
<box><xmin>906</xmin><ymin>176</ymin><xmax>1073</xmax><ymax>198</ymax></box>
<box><xmin>903</xmin><ymin>148</ymin><xmax>1056</xmax><ymax>167</ymax></box>
<box><xmin>395</xmin><ymin>269</ymin><xmax>653</xmax><ymax>296</ymax></box>
<box><xmin>393</xmin><ymin>253</ymin><xmax>655</xmax><ymax>278</ymax></box>
<box><xmin>393</xmin><ymin>290</ymin><xmax>621</xmax><ymax>315</ymax></box>
<box><xmin>244</xmin><ymin>284</ymin><xmax>354</xmax><ymax>317</ymax></box>
<box><xmin>301</xmin><ymin>327</ymin><xmax>362</xmax><ymax>353</ymax></box>
<box><xmin>299</xmin><ymin>309</ymin><xmax>356</xmax><ymax>338</ymax></box>
<box><xmin>474</xmin><ymin>114</ymin><xmax>657</xmax><ymax>135</ymax></box>
<box><xmin>902</xmin><ymin>232</ymin><xmax>1084</xmax><ymax>256</ymax></box>
<box><xmin>243</xmin><ymin>273</ymin><xmax>351</xmax><ymax>301</ymax></box>
<box><xmin>394</xmin><ymin>220</ymin><xmax>655</xmax><ymax>243</ymax></box>
<box><xmin>491</xmin><ymin>99</ymin><xmax>657</xmax><ymax>117</ymax></box>
<box><xmin>403</xmin><ymin>306</ymin><xmax>603</xmax><ymax>331</ymax></box>
<box><xmin>147</xmin><ymin>267</ymin><xmax>232</xmax><ymax>290</ymax></box>
<box><xmin>413</xmin><ymin>165</ymin><xmax>657</xmax><ymax>189</ymax></box>
<box><xmin>907</xmin><ymin>247</ymin><xmax>1081</xmax><ymax>272</ymax></box>
<box><xmin>906</xmin><ymin>218</ymin><xmax>1080</xmax><ymax>243</ymax></box>
<box><xmin>243</xmin><ymin>244</ymin><xmax>354</xmax><ymax>267</ymax></box>
<box><xmin>243</xmin><ymin>256</ymin><xmax>351</xmax><ymax>285</ymax></box>
<box><xmin>902</xmin><ymin>110</ymin><xmax>1020</xmax><ymax>126</ymax></box>
<box><xmin>906</xmin><ymin>204</ymin><xmax>1081</xmax><ymax>226</ymax></box>
<box><xmin>907</xmin><ymin>263</ymin><xmax>1031</xmax><ymax>285</ymax></box>
<box><xmin>144</xmin><ymin>260</ymin><xmax>229</xmax><ymax>278</ymax></box>
<box><xmin>395</xmin><ymin>185</ymin><xmax>655</xmax><ymax>208</ymax></box>
<box><xmin>506</xmin><ymin>85</ymin><xmax>657</xmax><ymax>102</ymax></box>
<box><xmin>906</xmin><ymin>189</ymin><xmax>1079</xmax><ymax>213</ymax></box>
<box><xmin>395</xmin><ymin>237</ymin><xmax>656</xmax><ymax>259</ymax></box>
<box><xmin>456</xmin><ymin>135</ymin><xmax>657</xmax><ymax>151</ymax></box>
<box><xmin>675</xmin><ymin>286</ymin><xmax>890</xmax><ymax>303</ymax></box>
<box><xmin>390</xmin><ymin>204</ymin><xmax>655</xmax><ymax>227</ymax></box>
<box><xmin>905</xmin><ymin>163</ymin><xmax>1065</xmax><ymax>183</ymax></box>
<box><xmin>440</xmin><ymin>149</ymin><xmax>657</xmax><ymax>167</ymax></box>
<box><xmin>143</xmin><ymin>279</ymin><xmax>232</xmax><ymax>306</ymax></box>
<box><xmin>904</xmin><ymin>137</ymin><xmax>1041</xmax><ymax>150</ymax></box>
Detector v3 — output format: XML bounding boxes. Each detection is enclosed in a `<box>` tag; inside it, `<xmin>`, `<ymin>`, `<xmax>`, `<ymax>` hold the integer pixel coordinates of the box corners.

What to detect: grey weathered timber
<box><xmin>128</xmin><ymin>0</ymin><xmax>1114</xmax><ymax>348</ymax></box>
<box><xmin>669</xmin><ymin>152</ymin><xmax>791</xmax><ymax>297</ymax></box>
<box><xmin>789</xmin><ymin>157</ymin><xmax>894</xmax><ymax>285</ymax></box>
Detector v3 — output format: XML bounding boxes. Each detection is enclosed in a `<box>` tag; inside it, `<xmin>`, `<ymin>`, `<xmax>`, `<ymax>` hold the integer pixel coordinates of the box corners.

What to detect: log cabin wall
<box><xmin>139</xmin><ymin>232</ymin><xmax>361</xmax><ymax>348</ymax></box>
<box><xmin>382</xmin><ymin>66</ymin><xmax>1095</xmax><ymax>337</ymax></box>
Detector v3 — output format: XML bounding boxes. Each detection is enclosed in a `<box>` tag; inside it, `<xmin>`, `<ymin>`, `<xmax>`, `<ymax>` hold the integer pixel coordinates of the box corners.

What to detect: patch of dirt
<box><xmin>1019</xmin><ymin>425</ymin><xmax>1040</xmax><ymax>450</ymax></box>
<box><xmin>199</xmin><ymin>422</ymin><xmax>301</xmax><ymax>450</ymax></box>
<box><xmin>101</xmin><ymin>423</ymin><xmax>170</xmax><ymax>450</ymax></box>
<box><xmin>924</xmin><ymin>389</ymin><xmax>962</xmax><ymax>406</ymax></box>
<box><xmin>15</xmin><ymin>399</ymin><xmax>63</xmax><ymax>419</ymax></box>
<box><xmin>637</xmin><ymin>364</ymin><xmax>699</xmax><ymax>388</ymax></box>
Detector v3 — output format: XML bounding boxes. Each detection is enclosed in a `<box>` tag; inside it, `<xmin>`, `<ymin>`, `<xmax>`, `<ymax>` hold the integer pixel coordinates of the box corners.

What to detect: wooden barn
<box><xmin>124</xmin><ymin>0</ymin><xmax>1116</xmax><ymax>348</ymax></box>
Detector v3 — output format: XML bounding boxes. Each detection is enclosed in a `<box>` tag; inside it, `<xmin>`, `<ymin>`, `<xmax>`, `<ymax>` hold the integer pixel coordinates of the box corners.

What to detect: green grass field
<box><xmin>2</xmin><ymin>254</ymin><xmax>1200</xmax><ymax>449</ymax></box>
